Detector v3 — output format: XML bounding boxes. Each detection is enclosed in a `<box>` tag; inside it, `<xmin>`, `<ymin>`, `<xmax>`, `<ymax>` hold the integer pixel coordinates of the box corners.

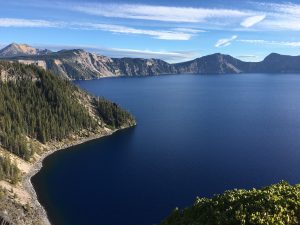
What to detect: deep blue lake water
<box><xmin>32</xmin><ymin>74</ymin><xmax>300</xmax><ymax>225</ymax></box>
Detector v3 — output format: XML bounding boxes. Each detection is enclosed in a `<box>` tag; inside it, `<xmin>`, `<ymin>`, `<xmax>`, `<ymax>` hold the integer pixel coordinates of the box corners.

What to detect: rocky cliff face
<box><xmin>40</xmin><ymin>49</ymin><xmax>117</xmax><ymax>79</ymax></box>
<box><xmin>43</xmin><ymin>50</ymin><xmax>178</xmax><ymax>79</ymax></box>
<box><xmin>112</xmin><ymin>58</ymin><xmax>177</xmax><ymax>76</ymax></box>
<box><xmin>2</xmin><ymin>43</ymin><xmax>300</xmax><ymax>80</ymax></box>
<box><xmin>3</xmin><ymin>46</ymin><xmax>177</xmax><ymax>79</ymax></box>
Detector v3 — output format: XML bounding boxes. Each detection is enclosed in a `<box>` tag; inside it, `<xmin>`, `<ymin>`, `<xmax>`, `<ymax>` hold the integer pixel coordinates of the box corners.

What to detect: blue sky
<box><xmin>1</xmin><ymin>0</ymin><xmax>300</xmax><ymax>62</ymax></box>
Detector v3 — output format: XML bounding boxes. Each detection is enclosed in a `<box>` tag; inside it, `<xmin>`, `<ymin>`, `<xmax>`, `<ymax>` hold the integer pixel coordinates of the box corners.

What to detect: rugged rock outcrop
<box><xmin>4</xmin><ymin>48</ymin><xmax>177</xmax><ymax>79</ymax></box>
<box><xmin>112</xmin><ymin>57</ymin><xmax>177</xmax><ymax>76</ymax></box>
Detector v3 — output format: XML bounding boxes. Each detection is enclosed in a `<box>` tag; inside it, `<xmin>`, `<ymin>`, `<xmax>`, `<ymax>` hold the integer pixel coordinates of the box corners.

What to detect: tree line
<box><xmin>0</xmin><ymin>61</ymin><xmax>135</xmax><ymax>161</ymax></box>
<box><xmin>0</xmin><ymin>62</ymin><xmax>96</xmax><ymax>160</ymax></box>
<box><xmin>94</xmin><ymin>97</ymin><xmax>135</xmax><ymax>129</ymax></box>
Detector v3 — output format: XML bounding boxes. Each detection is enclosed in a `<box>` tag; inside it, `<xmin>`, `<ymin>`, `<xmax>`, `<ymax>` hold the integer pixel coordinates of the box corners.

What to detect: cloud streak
<box><xmin>0</xmin><ymin>18</ymin><xmax>202</xmax><ymax>40</ymax></box>
<box><xmin>6</xmin><ymin>1</ymin><xmax>300</xmax><ymax>32</ymax></box>
<box><xmin>239</xmin><ymin>39</ymin><xmax>300</xmax><ymax>47</ymax></box>
<box><xmin>240</xmin><ymin>15</ymin><xmax>266</xmax><ymax>28</ymax></box>
<box><xmin>236</xmin><ymin>55</ymin><xmax>257</xmax><ymax>59</ymax></box>
<box><xmin>4</xmin><ymin>2</ymin><xmax>300</xmax><ymax>41</ymax></box>
<box><xmin>215</xmin><ymin>35</ymin><xmax>237</xmax><ymax>47</ymax></box>
<box><xmin>29</xmin><ymin>43</ymin><xmax>198</xmax><ymax>63</ymax></box>
<box><xmin>80</xmin><ymin>23</ymin><xmax>201</xmax><ymax>40</ymax></box>
<box><xmin>4</xmin><ymin>2</ymin><xmax>298</xmax><ymax>32</ymax></box>
<box><xmin>72</xmin><ymin>3</ymin><xmax>249</xmax><ymax>23</ymax></box>
<box><xmin>100</xmin><ymin>48</ymin><xmax>197</xmax><ymax>62</ymax></box>
<box><xmin>251</xmin><ymin>2</ymin><xmax>300</xmax><ymax>31</ymax></box>
<box><xmin>0</xmin><ymin>18</ymin><xmax>62</xmax><ymax>28</ymax></box>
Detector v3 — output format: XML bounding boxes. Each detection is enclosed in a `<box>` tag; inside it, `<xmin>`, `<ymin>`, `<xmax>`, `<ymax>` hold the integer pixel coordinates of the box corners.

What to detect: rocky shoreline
<box><xmin>0</xmin><ymin>124</ymin><xmax>136</xmax><ymax>225</ymax></box>
<box><xmin>18</xmin><ymin>128</ymin><xmax>120</xmax><ymax>224</ymax></box>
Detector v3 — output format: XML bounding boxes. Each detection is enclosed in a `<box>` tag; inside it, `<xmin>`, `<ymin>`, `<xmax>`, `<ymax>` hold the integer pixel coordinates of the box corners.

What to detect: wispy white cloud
<box><xmin>72</xmin><ymin>3</ymin><xmax>250</xmax><ymax>23</ymax></box>
<box><xmin>240</xmin><ymin>15</ymin><xmax>266</xmax><ymax>28</ymax></box>
<box><xmin>171</xmin><ymin>28</ymin><xmax>206</xmax><ymax>33</ymax></box>
<box><xmin>266</xmin><ymin>2</ymin><xmax>300</xmax><ymax>15</ymax></box>
<box><xmin>251</xmin><ymin>2</ymin><xmax>300</xmax><ymax>31</ymax></box>
<box><xmin>5</xmin><ymin>2</ymin><xmax>299</xmax><ymax>32</ymax></box>
<box><xmin>237</xmin><ymin>55</ymin><xmax>257</xmax><ymax>58</ymax></box>
<box><xmin>239</xmin><ymin>39</ymin><xmax>300</xmax><ymax>47</ymax></box>
<box><xmin>58</xmin><ymin>2</ymin><xmax>300</xmax><ymax>32</ymax></box>
<box><xmin>0</xmin><ymin>18</ymin><xmax>202</xmax><ymax>41</ymax></box>
<box><xmin>5</xmin><ymin>2</ymin><xmax>300</xmax><ymax>35</ymax></box>
<box><xmin>100</xmin><ymin>48</ymin><xmax>197</xmax><ymax>62</ymax></box>
<box><xmin>239</xmin><ymin>40</ymin><xmax>267</xmax><ymax>44</ymax></box>
<box><xmin>236</xmin><ymin>55</ymin><xmax>260</xmax><ymax>62</ymax></box>
<box><xmin>79</xmin><ymin>23</ymin><xmax>201</xmax><ymax>40</ymax></box>
<box><xmin>73</xmin><ymin>2</ymin><xmax>300</xmax><ymax>32</ymax></box>
<box><xmin>0</xmin><ymin>18</ymin><xmax>62</xmax><ymax>28</ymax></box>
<box><xmin>30</xmin><ymin>43</ymin><xmax>198</xmax><ymax>63</ymax></box>
<box><xmin>215</xmin><ymin>35</ymin><xmax>237</xmax><ymax>47</ymax></box>
<box><xmin>258</xmin><ymin>15</ymin><xmax>300</xmax><ymax>31</ymax></box>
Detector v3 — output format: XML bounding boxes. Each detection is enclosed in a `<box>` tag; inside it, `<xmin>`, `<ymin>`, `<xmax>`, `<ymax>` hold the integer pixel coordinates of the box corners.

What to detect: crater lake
<box><xmin>32</xmin><ymin>74</ymin><xmax>300</xmax><ymax>225</ymax></box>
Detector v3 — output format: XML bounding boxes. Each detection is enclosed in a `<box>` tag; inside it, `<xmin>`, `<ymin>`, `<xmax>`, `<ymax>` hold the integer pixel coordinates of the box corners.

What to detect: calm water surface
<box><xmin>32</xmin><ymin>74</ymin><xmax>300</xmax><ymax>225</ymax></box>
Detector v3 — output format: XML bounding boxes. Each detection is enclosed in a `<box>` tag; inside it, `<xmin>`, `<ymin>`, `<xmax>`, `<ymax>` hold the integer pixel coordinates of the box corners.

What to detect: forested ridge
<box><xmin>0</xmin><ymin>62</ymin><xmax>96</xmax><ymax>160</ymax></box>
<box><xmin>0</xmin><ymin>61</ymin><xmax>135</xmax><ymax>184</ymax></box>
<box><xmin>94</xmin><ymin>97</ymin><xmax>135</xmax><ymax>129</ymax></box>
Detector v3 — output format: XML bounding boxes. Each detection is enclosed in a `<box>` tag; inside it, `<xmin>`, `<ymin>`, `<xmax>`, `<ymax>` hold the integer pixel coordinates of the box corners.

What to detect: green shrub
<box><xmin>160</xmin><ymin>181</ymin><xmax>300</xmax><ymax>225</ymax></box>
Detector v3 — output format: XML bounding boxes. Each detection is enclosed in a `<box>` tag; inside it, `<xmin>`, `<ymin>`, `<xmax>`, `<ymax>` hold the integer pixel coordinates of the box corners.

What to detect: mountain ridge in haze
<box><xmin>1</xmin><ymin>43</ymin><xmax>299</xmax><ymax>80</ymax></box>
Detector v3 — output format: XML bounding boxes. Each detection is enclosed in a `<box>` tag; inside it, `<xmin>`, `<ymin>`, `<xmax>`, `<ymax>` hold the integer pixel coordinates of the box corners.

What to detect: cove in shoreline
<box><xmin>18</xmin><ymin>125</ymin><xmax>134</xmax><ymax>224</ymax></box>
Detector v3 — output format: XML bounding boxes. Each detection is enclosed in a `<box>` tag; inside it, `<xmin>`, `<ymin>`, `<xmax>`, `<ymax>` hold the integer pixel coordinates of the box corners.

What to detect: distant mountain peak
<box><xmin>206</xmin><ymin>53</ymin><xmax>233</xmax><ymax>58</ymax></box>
<box><xmin>209</xmin><ymin>53</ymin><xmax>222</xmax><ymax>56</ymax></box>
<box><xmin>264</xmin><ymin>53</ymin><xmax>282</xmax><ymax>59</ymax></box>
<box><xmin>0</xmin><ymin>43</ymin><xmax>51</xmax><ymax>58</ymax></box>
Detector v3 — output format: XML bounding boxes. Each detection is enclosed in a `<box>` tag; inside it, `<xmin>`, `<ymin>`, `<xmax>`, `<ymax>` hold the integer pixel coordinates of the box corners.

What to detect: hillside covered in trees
<box><xmin>160</xmin><ymin>181</ymin><xmax>300</xmax><ymax>225</ymax></box>
<box><xmin>0</xmin><ymin>61</ymin><xmax>135</xmax><ymax>182</ymax></box>
<box><xmin>0</xmin><ymin>156</ymin><xmax>20</xmax><ymax>184</ymax></box>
